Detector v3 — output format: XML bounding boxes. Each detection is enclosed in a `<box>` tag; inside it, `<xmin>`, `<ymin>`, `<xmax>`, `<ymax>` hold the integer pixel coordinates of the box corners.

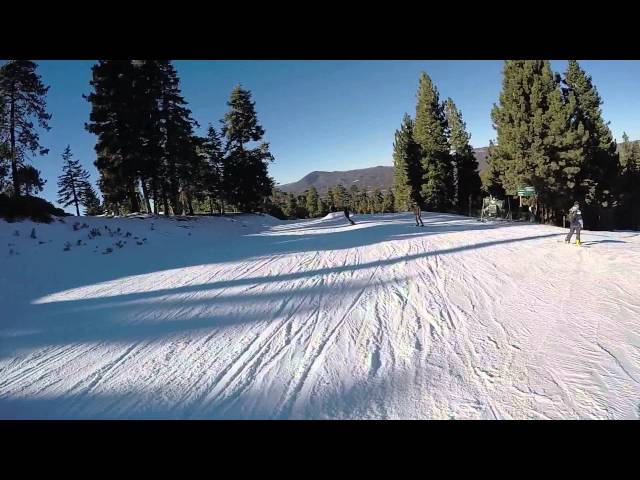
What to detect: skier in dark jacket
<box><xmin>344</xmin><ymin>206</ymin><xmax>355</xmax><ymax>225</ymax></box>
<box><xmin>565</xmin><ymin>201</ymin><xmax>583</xmax><ymax>245</ymax></box>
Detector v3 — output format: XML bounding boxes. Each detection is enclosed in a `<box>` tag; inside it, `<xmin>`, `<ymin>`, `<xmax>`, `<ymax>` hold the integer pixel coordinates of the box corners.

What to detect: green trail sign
<box><xmin>517</xmin><ymin>185</ymin><xmax>536</xmax><ymax>197</ymax></box>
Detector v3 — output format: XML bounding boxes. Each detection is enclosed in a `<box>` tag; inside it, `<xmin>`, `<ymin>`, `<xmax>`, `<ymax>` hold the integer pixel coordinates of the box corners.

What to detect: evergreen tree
<box><xmin>617</xmin><ymin>133</ymin><xmax>640</xmax><ymax>229</ymax></box>
<box><xmin>85</xmin><ymin>60</ymin><xmax>200</xmax><ymax>216</ymax></box>
<box><xmin>332</xmin><ymin>184</ymin><xmax>347</xmax><ymax>209</ymax></box>
<box><xmin>348</xmin><ymin>184</ymin><xmax>360</xmax><ymax>209</ymax></box>
<box><xmin>371</xmin><ymin>187</ymin><xmax>383</xmax><ymax>213</ymax></box>
<box><xmin>306</xmin><ymin>186</ymin><xmax>319</xmax><ymax>217</ymax></box>
<box><xmin>155</xmin><ymin>61</ymin><xmax>200</xmax><ymax>215</ymax></box>
<box><xmin>316</xmin><ymin>195</ymin><xmax>328</xmax><ymax>217</ymax></box>
<box><xmin>85</xmin><ymin>60</ymin><xmax>141</xmax><ymax>213</ymax></box>
<box><xmin>16</xmin><ymin>165</ymin><xmax>46</xmax><ymax>196</ymax></box>
<box><xmin>619</xmin><ymin>132</ymin><xmax>634</xmax><ymax>169</ymax></box>
<box><xmin>284</xmin><ymin>193</ymin><xmax>297</xmax><ymax>218</ymax></box>
<box><xmin>57</xmin><ymin>146</ymin><xmax>92</xmax><ymax>216</ymax></box>
<box><xmin>382</xmin><ymin>189</ymin><xmax>395</xmax><ymax>213</ymax></box>
<box><xmin>0</xmin><ymin>60</ymin><xmax>51</xmax><ymax>198</ymax></box>
<box><xmin>81</xmin><ymin>183</ymin><xmax>104</xmax><ymax>216</ymax></box>
<box><xmin>563</xmin><ymin>60</ymin><xmax>619</xmax><ymax>229</ymax></box>
<box><xmin>482</xmin><ymin>141</ymin><xmax>506</xmax><ymax>198</ymax></box>
<box><xmin>356</xmin><ymin>190</ymin><xmax>368</xmax><ymax>214</ymax></box>
<box><xmin>413</xmin><ymin>72</ymin><xmax>453</xmax><ymax>211</ymax></box>
<box><xmin>326</xmin><ymin>187</ymin><xmax>336</xmax><ymax>211</ymax></box>
<box><xmin>490</xmin><ymin>60</ymin><xmax>581</xmax><ymax>223</ymax></box>
<box><xmin>201</xmin><ymin>125</ymin><xmax>225</xmax><ymax>213</ymax></box>
<box><xmin>444</xmin><ymin>98</ymin><xmax>481</xmax><ymax>215</ymax></box>
<box><xmin>221</xmin><ymin>85</ymin><xmax>274</xmax><ymax>212</ymax></box>
<box><xmin>392</xmin><ymin>113</ymin><xmax>422</xmax><ymax>211</ymax></box>
<box><xmin>295</xmin><ymin>194</ymin><xmax>309</xmax><ymax>218</ymax></box>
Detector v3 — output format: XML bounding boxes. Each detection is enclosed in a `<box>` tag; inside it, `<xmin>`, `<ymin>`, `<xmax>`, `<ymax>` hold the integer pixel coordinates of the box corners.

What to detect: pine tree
<box><xmin>284</xmin><ymin>193</ymin><xmax>298</xmax><ymax>219</ymax></box>
<box><xmin>0</xmin><ymin>60</ymin><xmax>51</xmax><ymax>198</ymax></box>
<box><xmin>490</xmin><ymin>60</ymin><xmax>580</xmax><ymax>224</ymax></box>
<box><xmin>371</xmin><ymin>187</ymin><xmax>383</xmax><ymax>213</ymax></box>
<box><xmin>357</xmin><ymin>190</ymin><xmax>368</xmax><ymax>214</ymax></box>
<box><xmin>85</xmin><ymin>60</ymin><xmax>141</xmax><ymax>213</ymax></box>
<box><xmin>563</xmin><ymin>60</ymin><xmax>619</xmax><ymax>229</ymax></box>
<box><xmin>382</xmin><ymin>189</ymin><xmax>395</xmax><ymax>213</ymax></box>
<box><xmin>444</xmin><ymin>98</ymin><xmax>481</xmax><ymax>215</ymax></box>
<box><xmin>221</xmin><ymin>85</ymin><xmax>274</xmax><ymax>212</ymax></box>
<box><xmin>81</xmin><ymin>183</ymin><xmax>104</xmax><ymax>216</ymax></box>
<box><xmin>201</xmin><ymin>125</ymin><xmax>225</xmax><ymax>213</ymax></box>
<box><xmin>348</xmin><ymin>184</ymin><xmax>359</xmax><ymax>209</ymax></box>
<box><xmin>413</xmin><ymin>72</ymin><xmax>453</xmax><ymax>211</ymax></box>
<box><xmin>154</xmin><ymin>61</ymin><xmax>200</xmax><ymax>215</ymax></box>
<box><xmin>316</xmin><ymin>195</ymin><xmax>327</xmax><ymax>217</ymax></box>
<box><xmin>306</xmin><ymin>186</ymin><xmax>319</xmax><ymax>217</ymax></box>
<box><xmin>326</xmin><ymin>187</ymin><xmax>336</xmax><ymax>211</ymax></box>
<box><xmin>617</xmin><ymin>133</ymin><xmax>640</xmax><ymax>229</ymax></box>
<box><xmin>16</xmin><ymin>165</ymin><xmax>46</xmax><ymax>196</ymax></box>
<box><xmin>392</xmin><ymin>113</ymin><xmax>422</xmax><ymax>211</ymax></box>
<box><xmin>57</xmin><ymin>146</ymin><xmax>92</xmax><ymax>216</ymax></box>
<box><xmin>332</xmin><ymin>184</ymin><xmax>347</xmax><ymax>209</ymax></box>
<box><xmin>295</xmin><ymin>194</ymin><xmax>309</xmax><ymax>218</ymax></box>
<box><xmin>619</xmin><ymin>132</ymin><xmax>634</xmax><ymax>169</ymax></box>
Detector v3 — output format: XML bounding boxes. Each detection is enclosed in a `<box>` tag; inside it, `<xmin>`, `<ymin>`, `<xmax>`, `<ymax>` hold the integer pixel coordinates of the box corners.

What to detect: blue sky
<box><xmin>4</xmin><ymin>60</ymin><xmax>640</xmax><ymax>212</ymax></box>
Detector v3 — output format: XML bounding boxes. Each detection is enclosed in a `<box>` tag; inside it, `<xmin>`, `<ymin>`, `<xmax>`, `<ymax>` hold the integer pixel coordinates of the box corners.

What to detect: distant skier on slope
<box><xmin>344</xmin><ymin>206</ymin><xmax>355</xmax><ymax>225</ymax></box>
<box><xmin>565</xmin><ymin>201</ymin><xmax>583</xmax><ymax>245</ymax></box>
<box><xmin>413</xmin><ymin>203</ymin><xmax>424</xmax><ymax>226</ymax></box>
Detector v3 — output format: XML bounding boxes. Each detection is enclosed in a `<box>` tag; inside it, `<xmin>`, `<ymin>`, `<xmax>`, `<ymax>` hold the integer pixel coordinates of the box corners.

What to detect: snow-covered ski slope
<box><xmin>1</xmin><ymin>211</ymin><xmax>639</xmax><ymax>419</ymax></box>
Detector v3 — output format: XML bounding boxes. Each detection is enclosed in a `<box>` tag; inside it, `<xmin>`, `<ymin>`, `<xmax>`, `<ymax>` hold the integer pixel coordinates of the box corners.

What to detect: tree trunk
<box><xmin>141</xmin><ymin>180</ymin><xmax>152</xmax><ymax>214</ymax></box>
<box><xmin>161</xmin><ymin>187</ymin><xmax>170</xmax><ymax>216</ymax></box>
<box><xmin>151</xmin><ymin>177</ymin><xmax>159</xmax><ymax>214</ymax></box>
<box><xmin>9</xmin><ymin>85</ymin><xmax>20</xmax><ymax>198</ymax></box>
<box><xmin>186</xmin><ymin>192</ymin><xmax>194</xmax><ymax>216</ymax></box>
<box><xmin>170</xmin><ymin>194</ymin><xmax>181</xmax><ymax>216</ymax></box>
<box><xmin>71</xmin><ymin>182</ymin><xmax>80</xmax><ymax>216</ymax></box>
<box><xmin>209</xmin><ymin>196</ymin><xmax>214</xmax><ymax>215</ymax></box>
<box><xmin>128</xmin><ymin>182</ymin><xmax>139</xmax><ymax>213</ymax></box>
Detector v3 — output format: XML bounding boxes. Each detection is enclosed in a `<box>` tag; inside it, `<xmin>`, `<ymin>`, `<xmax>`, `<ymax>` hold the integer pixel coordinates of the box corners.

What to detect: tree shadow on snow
<box><xmin>0</xmin><ymin>229</ymin><xmax>561</xmax><ymax>359</ymax></box>
<box><xmin>14</xmin><ymin>212</ymin><xmax>549</xmax><ymax>301</ymax></box>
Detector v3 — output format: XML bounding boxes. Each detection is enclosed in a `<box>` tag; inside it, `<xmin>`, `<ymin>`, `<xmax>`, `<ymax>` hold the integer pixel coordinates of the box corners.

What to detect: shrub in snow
<box><xmin>88</xmin><ymin>227</ymin><xmax>101</xmax><ymax>238</ymax></box>
<box><xmin>76</xmin><ymin>239</ymin><xmax>83</xmax><ymax>246</ymax></box>
<box><xmin>30</xmin><ymin>228</ymin><xmax>37</xmax><ymax>239</ymax></box>
<box><xmin>73</xmin><ymin>222</ymin><xmax>81</xmax><ymax>231</ymax></box>
<box><xmin>13</xmin><ymin>230</ymin><xmax>20</xmax><ymax>237</ymax></box>
<box><xmin>103</xmin><ymin>247</ymin><xmax>113</xmax><ymax>254</ymax></box>
<box><xmin>63</xmin><ymin>242</ymin><xmax>71</xmax><ymax>251</ymax></box>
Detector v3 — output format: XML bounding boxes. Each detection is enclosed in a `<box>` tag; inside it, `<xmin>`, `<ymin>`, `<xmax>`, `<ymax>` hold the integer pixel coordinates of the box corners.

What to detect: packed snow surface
<box><xmin>1</xmin><ymin>212</ymin><xmax>639</xmax><ymax>419</ymax></box>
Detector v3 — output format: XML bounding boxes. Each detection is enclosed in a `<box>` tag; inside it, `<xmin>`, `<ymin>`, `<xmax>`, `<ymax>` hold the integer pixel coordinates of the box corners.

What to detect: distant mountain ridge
<box><xmin>278</xmin><ymin>147</ymin><xmax>489</xmax><ymax>194</ymax></box>
<box><xmin>276</xmin><ymin>142</ymin><xmax>634</xmax><ymax>195</ymax></box>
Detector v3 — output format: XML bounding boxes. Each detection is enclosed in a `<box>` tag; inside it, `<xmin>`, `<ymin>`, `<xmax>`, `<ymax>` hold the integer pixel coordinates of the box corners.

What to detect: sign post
<box><xmin>517</xmin><ymin>186</ymin><xmax>536</xmax><ymax>215</ymax></box>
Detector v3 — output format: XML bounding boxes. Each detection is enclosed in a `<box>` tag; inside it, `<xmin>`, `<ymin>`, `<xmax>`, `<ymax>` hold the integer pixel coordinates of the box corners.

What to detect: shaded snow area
<box><xmin>1</xmin><ymin>212</ymin><xmax>639</xmax><ymax>419</ymax></box>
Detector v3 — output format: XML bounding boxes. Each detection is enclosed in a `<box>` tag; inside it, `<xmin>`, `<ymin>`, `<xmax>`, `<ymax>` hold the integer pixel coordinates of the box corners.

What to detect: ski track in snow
<box><xmin>1</xmin><ymin>212</ymin><xmax>639</xmax><ymax>419</ymax></box>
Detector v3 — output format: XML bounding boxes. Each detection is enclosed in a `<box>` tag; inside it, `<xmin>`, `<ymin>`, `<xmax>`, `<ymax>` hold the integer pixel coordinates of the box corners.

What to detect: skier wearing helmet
<box><xmin>565</xmin><ymin>201</ymin><xmax>584</xmax><ymax>245</ymax></box>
